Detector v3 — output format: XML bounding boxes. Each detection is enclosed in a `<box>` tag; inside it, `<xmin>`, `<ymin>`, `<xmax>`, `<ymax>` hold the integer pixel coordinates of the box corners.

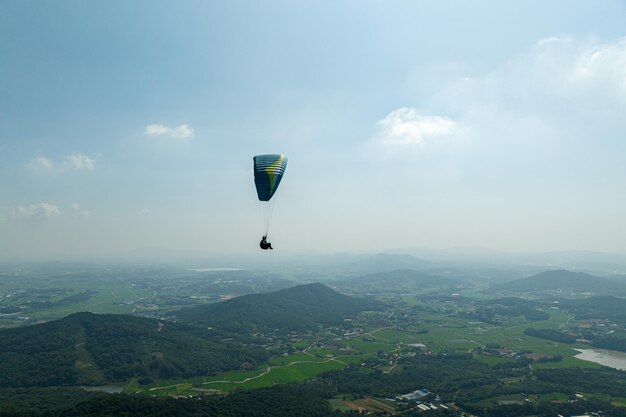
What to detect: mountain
<box><xmin>334</xmin><ymin>269</ymin><xmax>462</xmax><ymax>293</ymax></box>
<box><xmin>174</xmin><ymin>283</ymin><xmax>383</xmax><ymax>332</ymax></box>
<box><xmin>393</xmin><ymin>248</ymin><xmax>626</xmax><ymax>275</ymax></box>
<box><xmin>491</xmin><ymin>269</ymin><xmax>626</xmax><ymax>295</ymax></box>
<box><xmin>562</xmin><ymin>296</ymin><xmax>626</xmax><ymax>322</ymax></box>
<box><xmin>0</xmin><ymin>312</ymin><xmax>267</xmax><ymax>388</ymax></box>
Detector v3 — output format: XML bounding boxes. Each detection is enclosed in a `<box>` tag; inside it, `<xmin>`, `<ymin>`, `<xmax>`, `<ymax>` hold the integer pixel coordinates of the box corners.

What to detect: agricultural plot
<box><xmin>1</xmin><ymin>274</ymin><xmax>154</xmax><ymax>325</ymax></box>
<box><xmin>343</xmin><ymin>397</ymin><xmax>397</xmax><ymax>414</ymax></box>
<box><xmin>140</xmin><ymin>358</ymin><xmax>345</xmax><ymax>395</ymax></box>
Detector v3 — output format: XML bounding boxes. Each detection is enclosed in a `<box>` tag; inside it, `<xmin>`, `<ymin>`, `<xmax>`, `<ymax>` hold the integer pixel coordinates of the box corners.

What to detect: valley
<box><xmin>1</xmin><ymin>260</ymin><xmax>626</xmax><ymax>416</ymax></box>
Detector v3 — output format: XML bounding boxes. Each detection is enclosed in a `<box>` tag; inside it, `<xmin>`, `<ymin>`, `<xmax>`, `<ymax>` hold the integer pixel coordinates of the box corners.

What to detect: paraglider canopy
<box><xmin>253</xmin><ymin>154</ymin><xmax>288</xmax><ymax>202</ymax></box>
<box><xmin>253</xmin><ymin>154</ymin><xmax>288</xmax><ymax>238</ymax></box>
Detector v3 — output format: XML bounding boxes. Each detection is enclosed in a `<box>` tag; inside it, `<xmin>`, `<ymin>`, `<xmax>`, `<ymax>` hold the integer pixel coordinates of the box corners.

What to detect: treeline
<box><xmin>460</xmin><ymin>398</ymin><xmax>626</xmax><ymax>417</ymax></box>
<box><xmin>0</xmin><ymin>384</ymin><xmax>341</xmax><ymax>417</ymax></box>
<box><xmin>534</xmin><ymin>367</ymin><xmax>626</xmax><ymax>397</ymax></box>
<box><xmin>524</xmin><ymin>326</ymin><xmax>626</xmax><ymax>353</ymax></box>
<box><xmin>523</xmin><ymin>328</ymin><xmax>576</xmax><ymax>344</ymax></box>
<box><xmin>592</xmin><ymin>334</ymin><xmax>626</xmax><ymax>352</ymax></box>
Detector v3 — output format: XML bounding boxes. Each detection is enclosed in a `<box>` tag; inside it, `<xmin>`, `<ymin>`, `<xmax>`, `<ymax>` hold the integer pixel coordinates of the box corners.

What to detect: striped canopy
<box><xmin>253</xmin><ymin>154</ymin><xmax>288</xmax><ymax>201</ymax></box>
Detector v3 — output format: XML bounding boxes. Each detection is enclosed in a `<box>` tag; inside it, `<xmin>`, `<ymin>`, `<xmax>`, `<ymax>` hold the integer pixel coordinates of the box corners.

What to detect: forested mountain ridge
<box><xmin>492</xmin><ymin>269</ymin><xmax>626</xmax><ymax>295</ymax></box>
<box><xmin>0</xmin><ymin>312</ymin><xmax>267</xmax><ymax>388</ymax></box>
<box><xmin>174</xmin><ymin>283</ymin><xmax>383</xmax><ymax>332</ymax></box>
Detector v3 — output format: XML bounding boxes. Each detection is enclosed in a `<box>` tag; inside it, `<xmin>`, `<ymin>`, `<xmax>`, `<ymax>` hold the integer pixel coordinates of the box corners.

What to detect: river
<box><xmin>574</xmin><ymin>348</ymin><xmax>626</xmax><ymax>371</ymax></box>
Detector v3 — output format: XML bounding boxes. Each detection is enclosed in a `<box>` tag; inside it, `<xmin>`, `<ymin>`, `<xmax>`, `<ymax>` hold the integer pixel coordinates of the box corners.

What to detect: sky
<box><xmin>1</xmin><ymin>0</ymin><xmax>626</xmax><ymax>259</ymax></box>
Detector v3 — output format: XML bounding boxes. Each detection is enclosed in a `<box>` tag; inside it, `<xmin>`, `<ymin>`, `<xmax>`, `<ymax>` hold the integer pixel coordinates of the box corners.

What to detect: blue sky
<box><xmin>1</xmin><ymin>1</ymin><xmax>626</xmax><ymax>259</ymax></box>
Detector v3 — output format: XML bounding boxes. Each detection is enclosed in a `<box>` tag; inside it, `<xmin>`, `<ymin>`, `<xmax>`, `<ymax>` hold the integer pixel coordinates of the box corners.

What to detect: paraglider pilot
<box><xmin>260</xmin><ymin>235</ymin><xmax>273</xmax><ymax>250</ymax></box>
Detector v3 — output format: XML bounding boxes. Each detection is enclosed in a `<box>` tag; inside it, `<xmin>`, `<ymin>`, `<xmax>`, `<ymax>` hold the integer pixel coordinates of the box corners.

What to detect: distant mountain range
<box><xmin>492</xmin><ymin>269</ymin><xmax>626</xmax><ymax>295</ymax></box>
<box><xmin>174</xmin><ymin>283</ymin><xmax>383</xmax><ymax>332</ymax></box>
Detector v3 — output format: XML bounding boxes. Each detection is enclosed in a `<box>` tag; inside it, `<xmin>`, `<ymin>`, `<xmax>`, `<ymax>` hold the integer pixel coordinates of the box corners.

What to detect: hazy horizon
<box><xmin>2</xmin><ymin>1</ymin><xmax>626</xmax><ymax>259</ymax></box>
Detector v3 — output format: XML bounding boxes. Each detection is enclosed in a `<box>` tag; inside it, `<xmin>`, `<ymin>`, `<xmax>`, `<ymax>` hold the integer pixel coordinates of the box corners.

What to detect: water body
<box><xmin>574</xmin><ymin>348</ymin><xmax>626</xmax><ymax>371</ymax></box>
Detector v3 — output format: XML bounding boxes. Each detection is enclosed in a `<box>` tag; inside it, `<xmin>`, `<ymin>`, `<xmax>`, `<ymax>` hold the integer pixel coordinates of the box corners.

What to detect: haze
<box><xmin>2</xmin><ymin>1</ymin><xmax>626</xmax><ymax>259</ymax></box>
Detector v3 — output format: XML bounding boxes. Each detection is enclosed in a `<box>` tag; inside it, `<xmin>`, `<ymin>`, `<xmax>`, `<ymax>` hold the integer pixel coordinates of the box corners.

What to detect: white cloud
<box><xmin>10</xmin><ymin>203</ymin><xmax>61</xmax><ymax>220</ymax></box>
<box><xmin>366</xmin><ymin>36</ymin><xmax>626</xmax><ymax>195</ymax></box>
<box><xmin>538</xmin><ymin>36</ymin><xmax>568</xmax><ymax>46</ymax></box>
<box><xmin>145</xmin><ymin>123</ymin><xmax>194</xmax><ymax>141</ymax></box>
<box><xmin>63</xmin><ymin>153</ymin><xmax>95</xmax><ymax>171</ymax></box>
<box><xmin>26</xmin><ymin>153</ymin><xmax>96</xmax><ymax>173</ymax></box>
<box><xmin>376</xmin><ymin>107</ymin><xmax>456</xmax><ymax>147</ymax></box>
<box><xmin>26</xmin><ymin>156</ymin><xmax>54</xmax><ymax>172</ymax></box>
<box><xmin>397</xmin><ymin>36</ymin><xmax>626</xmax><ymax>153</ymax></box>
<box><xmin>474</xmin><ymin>36</ymin><xmax>626</xmax><ymax>109</ymax></box>
<box><xmin>71</xmin><ymin>203</ymin><xmax>90</xmax><ymax>216</ymax></box>
<box><xmin>569</xmin><ymin>39</ymin><xmax>626</xmax><ymax>89</ymax></box>
<box><xmin>170</xmin><ymin>124</ymin><xmax>194</xmax><ymax>140</ymax></box>
<box><xmin>145</xmin><ymin>124</ymin><xmax>171</xmax><ymax>136</ymax></box>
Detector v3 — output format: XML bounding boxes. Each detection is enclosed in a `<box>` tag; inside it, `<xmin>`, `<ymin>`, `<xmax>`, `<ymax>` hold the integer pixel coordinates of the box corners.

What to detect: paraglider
<box><xmin>253</xmin><ymin>154</ymin><xmax>287</xmax><ymax>250</ymax></box>
<box><xmin>259</xmin><ymin>235</ymin><xmax>273</xmax><ymax>250</ymax></box>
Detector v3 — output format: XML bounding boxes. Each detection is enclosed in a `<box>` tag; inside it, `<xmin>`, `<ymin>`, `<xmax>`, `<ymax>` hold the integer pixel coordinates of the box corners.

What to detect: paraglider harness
<box><xmin>260</xmin><ymin>235</ymin><xmax>273</xmax><ymax>250</ymax></box>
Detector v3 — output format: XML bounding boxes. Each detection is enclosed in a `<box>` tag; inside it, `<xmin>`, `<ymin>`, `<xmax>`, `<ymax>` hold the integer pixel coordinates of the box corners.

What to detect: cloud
<box><xmin>26</xmin><ymin>156</ymin><xmax>54</xmax><ymax>172</ymax></box>
<box><xmin>71</xmin><ymin>203</ymin><xmax>90</xmax><ymax>216</ymax></box>
<box><xmin>145</xmin><ymin>123</ymin><xmax>194</xmax><ymax>141</ymax></box>
<box><xmin>462</xmin><ymin>36</ymin><xmax>626</xmax><ymax>112</ymax></box>
<box><xmin>26</xmin><ymin>153</ymin><xmax>96</xmax><ymax>173</ymax></box>
<box><xmin>376</xmin><ymin>107</ymin><xmax>457</xmax><ymax>147</ymax></box>
<box><xmin>569</xmin><ymin>38</ymin><xmax>626</xmax><ymax>92</ymax></box>
<box><xmin>145</xmin><ymin>124</ymin><xmax>171</xmax><ymax>136</ymax></box>
<box><xmin>537</xmin><ymin>36</ymin><xmax>568</xmax><ymax>46</ymax></box>
<box><xmin>63</xmin><ymin>153</ymin><xmax>95</xmax><ymax>171</ymax></box>
<box><xmin>367</xmin><ymin>36</ymin><xmax>626</xmax><ymax>195</ymax></box>
<box><xmin>9</xmin><ymin>203</ymin><xmax>61</xmax><ymax>220</ymax></box>
<box><xmin>392</xmin><ymin>36</ymin><xmax>626</xmax><ymax>153</ymax></box>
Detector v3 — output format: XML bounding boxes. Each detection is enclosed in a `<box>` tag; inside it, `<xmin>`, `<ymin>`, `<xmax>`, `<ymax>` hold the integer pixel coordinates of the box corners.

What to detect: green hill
<box><xmin>563</xmin><ymin>295</ymin><xmax>626</xmax><ymax>321</ymax></box>
<box><xmin>492</xmin><ymin>269</ymin><xmax>626</xmax><ymax>295</ymax></box>
<box><xmin>0</xmin><ymin>312</ymin><xmax>267</xmax><ymax>388</ymax></box>
<box><xmin>174</xmin><ymin>283</ymin><xmax>383</xmax><ymax>332</ymax></box>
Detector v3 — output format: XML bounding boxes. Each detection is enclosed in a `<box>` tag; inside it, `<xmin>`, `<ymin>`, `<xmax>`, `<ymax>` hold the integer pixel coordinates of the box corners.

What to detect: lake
<box><xmin>574</xmin><ymin>348</ymin><xmax>626</xmax><ymax>371</ymax></box>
